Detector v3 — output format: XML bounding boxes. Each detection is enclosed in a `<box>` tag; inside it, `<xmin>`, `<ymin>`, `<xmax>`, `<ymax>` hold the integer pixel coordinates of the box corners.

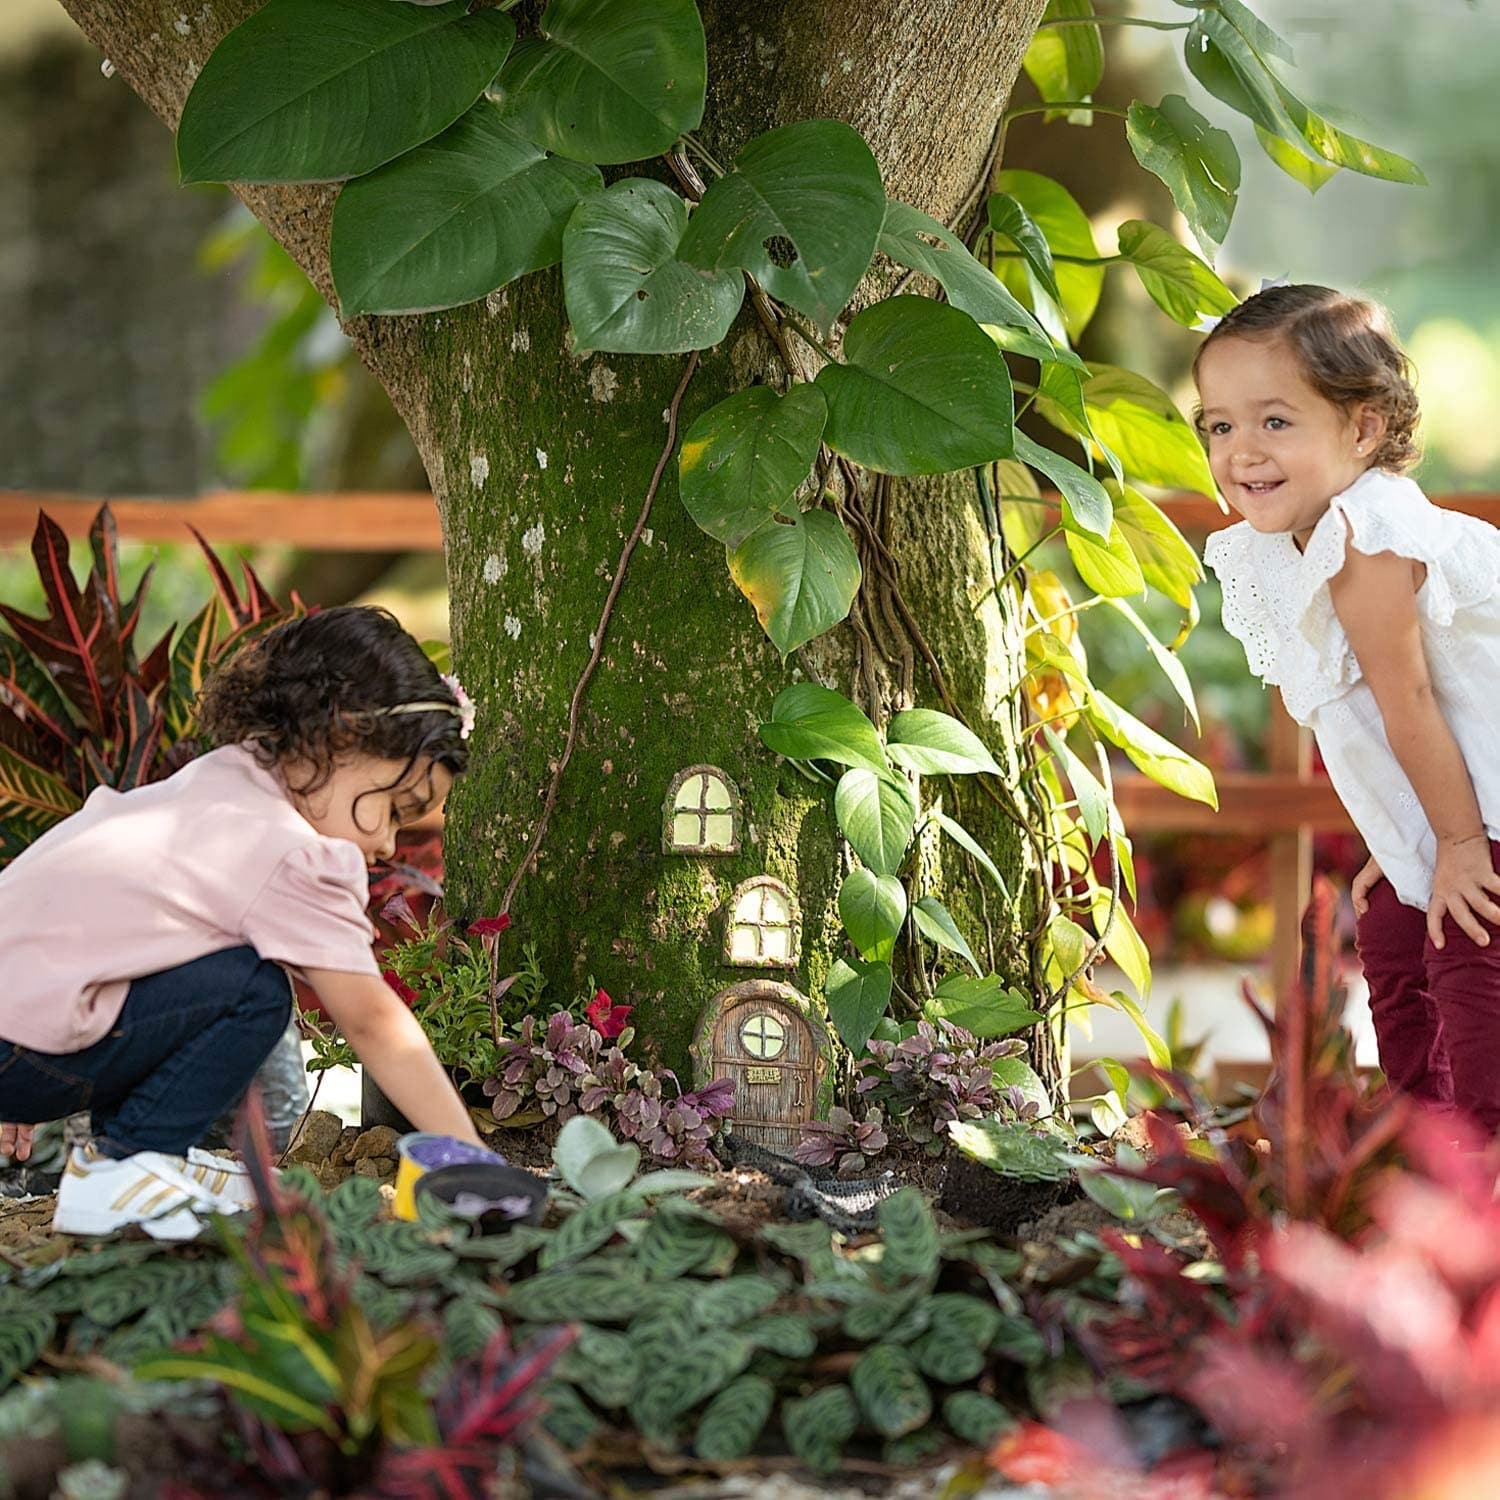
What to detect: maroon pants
<box><xmin>1354</xmin><ymin>854</ymin><xmax>1500</xmax><ymax>1133</ymax></box>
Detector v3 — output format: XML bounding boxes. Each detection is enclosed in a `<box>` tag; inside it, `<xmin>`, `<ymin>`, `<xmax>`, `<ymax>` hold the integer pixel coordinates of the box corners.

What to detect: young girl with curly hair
<box><xmin>1199</xmin><ymin>283</ymin><xmax>1500</xmax><ymax>1133</ymax></box>
<box><xmin>0</xmin><ymin>606</ymin><xmax>485</xmax><ymax>1237</ymax></box>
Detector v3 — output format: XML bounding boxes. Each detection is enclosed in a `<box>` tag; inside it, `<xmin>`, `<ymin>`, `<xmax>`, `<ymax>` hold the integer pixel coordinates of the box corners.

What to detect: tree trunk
<box><xmin>56</xmin><ymin>0</ymin><xmax>1052</xmax><ymax>1083</ymax></box>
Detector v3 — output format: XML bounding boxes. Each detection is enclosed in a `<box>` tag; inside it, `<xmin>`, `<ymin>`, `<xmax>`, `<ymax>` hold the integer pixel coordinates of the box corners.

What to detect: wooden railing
<box><xmin>6</xmin><ymin>485</ymin><xmax>1499</xmax><ymax>1001</ymax></box>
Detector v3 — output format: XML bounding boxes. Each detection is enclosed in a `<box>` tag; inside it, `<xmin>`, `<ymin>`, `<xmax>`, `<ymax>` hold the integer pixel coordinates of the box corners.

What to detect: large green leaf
<box><xmin>931</xmin><ymin>809</ymin><xmax>1012</xmax><ymax>901</ymax></box>
<box><xmin>178</xmin><ymin>0</ymin><xmax>515</xmax><ymax>184</ymax></box>
<box><xmin>1091</xmin><ymin>886</ymin><xmax>1153</xmax><ymax>999</ymax></box>
<box><xmin>925</xmin><ymin>974</ymin><xmax>1043</xmax><ymax>1038</ymax></box>
<box><xmin>991</xmin><ymin>170</ymin><xmax>1104</xmax><ymax>340</ymax></box>
<box><xmin>679</xmin><ymin>385</ymin><xmax>827</xmax><ymax>547</ymax></box>
<box><xmin>330</xmin><ymin>104</ymin><xmax>601</xmax><ymax>315</ymax></box>
<box><xmin>1107</xmin><ymin>482</ymin><xmax>1203</xmax><ymax>609</ymax></box>
<box><xmin>1116</xmin><ymin>220</ymin><xmax>1236</xmax><ymax>329</ymax></box>
<box><xmin>835</xmin><ymin>768</ymin><xmax>917</xmax><ymax>876</ymax></box>
<box><xmin>1062</xmin><ymin>507</ymin><xmax>1145</xmax><ymax>599</ymax></box>
<box><xmin>1013</xmin><ymin>432</ymin><xmax>1111</xmax><ymax>540</ymax></box>
<box><xmin>1076</xmin><ymin>365</ymin><xmax>1215</xmax><ymax>497</ymax></box>
<box><xmin>728</xmin><ymin>509</ymin><xmax>860</xmax><ymax>656</ymax></box>
<box><xmin>760</xmin><ymin>684</ymin><xmax>889</xmax><ymax>773</ymax></box>
<box><xmin>1255</xmin><ymin>123</ymin><xmax>1339</xmax><ymax>193</ymax></box>
<box><xmin>912</xmin><ymin>896</ymin><xmax>980</xmax><ymax>975</ymax></box>
<box><xmin>677</xmin><ymin>119</ymin><xmax>885</xmax><ymax>328</ymax></box>
<box><xmin>1041</xmin><ymin>724</ymin><xmax>1108</xmax><ymax>846</ymax></box>
<box><xmin>1086</xmin><ymin>687</ymin><xmax>1217</xmax><ymax>807</ymax></box>
<box><xmin>818</xmin><ymin>298</ymin><xmax>1013</xmax><ymax>475</ymax></box>
<box><xmin>990</xmin><ymin>1057</ymin><xmax>1052</xmax><ymax>1116</ymax></box>
<box><xmin>562</xmin><ymin>178</ymin><xmax>744</xmax><ymax>354</ymax></box>
<box><xmin>1023</xmin><ymin>0</ymin><xmax>1104</xmax><ymax>120</ymax></box>
<box><xmin>491</xmin><ymin>0</ymin><xmax>705</xmax><ymax>164</ymax></box>
<box><xmin>839</xmin><ymin>868</ymin><xmax>907</xmax><ymax>963</ymax></box>
<box><xmin>1036</xmin><ymin>360</ymin><xmax>1122</xmax><ymax>481</ymax></box>
<box><xmin>885</xmin><ymin>708</ymin><xmax>1000</xmax><ymax>776</ymax></box>
<box><xmin>1125</xmin><ymin>94</ymin><xmax>1241</xmax><ymax>256</ymax></box>
<box><xmin>825</xmin><ymin>956</ymin><xmax>894</xmax><ymax>1055</ymax></box>
<box><xmin>878</xmin><ymin>201</ymin><xmax>1063</xmax><ymax>363</ymax></box>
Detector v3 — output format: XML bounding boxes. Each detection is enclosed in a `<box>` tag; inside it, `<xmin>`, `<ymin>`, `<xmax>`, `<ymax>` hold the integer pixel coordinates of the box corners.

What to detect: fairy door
<box><xmin>709</xmin><ymin>987</ymin><xmax>817</xmax><ymax>1153</ymax></box>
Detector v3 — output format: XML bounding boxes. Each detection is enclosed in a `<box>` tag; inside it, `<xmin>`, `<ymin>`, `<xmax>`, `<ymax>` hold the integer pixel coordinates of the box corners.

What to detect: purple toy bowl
<box><xmin>415</xmin><ymin>1162</ymin><xmax>548</xmax><ymax>1235</ymax></box>
<box><xmin>402</xmin><ymin>1133</ymin><xmax>507</xmax><ymax>1171</ymax></box>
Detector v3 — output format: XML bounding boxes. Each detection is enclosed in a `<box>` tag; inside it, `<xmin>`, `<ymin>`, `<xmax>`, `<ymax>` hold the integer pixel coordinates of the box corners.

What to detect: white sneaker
<box><xmin>52</xmin><ymin>1145</ymin><xmax>249</xmax><ymax>1241</ymax></box>
<box><xmin>184</xmin><ymin>1146</ymin><xmax>260</xmax><ymax>1210</ymax></box>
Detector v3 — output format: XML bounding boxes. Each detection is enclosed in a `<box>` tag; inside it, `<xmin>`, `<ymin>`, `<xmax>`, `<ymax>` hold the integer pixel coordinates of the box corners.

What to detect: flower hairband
<box><xmin>381</xmin><ymin>672</ymin><xmax>475</xmax><ymax>740</ymax></box>
<box><xmin>1193</xmin><ymin>273</ymin><xmax>1291</xmax><ymax>334</ymax></box>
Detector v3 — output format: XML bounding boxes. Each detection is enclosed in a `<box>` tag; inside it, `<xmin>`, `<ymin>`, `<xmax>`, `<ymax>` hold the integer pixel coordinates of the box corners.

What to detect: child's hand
<box><xmin>1429</xmin><ymin>834</ymin><xmax>1500</xmax><ymax>950</ymax></box>
<box><xmin>1</xmin><ymin>1123</ymin><xmax>34</xmax><ymax>1162</ymax></box>
<box><xmin>1351</xmin><ymin>856</ymin><xmax>1384</xmax><ymax>916</ymax></box>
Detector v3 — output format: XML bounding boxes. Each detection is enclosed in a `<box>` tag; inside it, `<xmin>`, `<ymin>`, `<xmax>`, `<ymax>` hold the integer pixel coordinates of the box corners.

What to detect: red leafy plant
<box><xmin>794</xmin><ymin>1105</ymin><xmax>889</xmax><ymax>1177</ymax></box>
<box><xmin>1020</xmin><ymin>880</ymin><xmax>1500</xmax><ymax>1500</ymax></box>
<box><xmin>0</xmin><ymin>504</ymin><xmax>299</xmax><ymax>866</ymax></box>
<box><xmin>140</xmin><ymin>1091</ymin><xmax>574</xmax><ymax>1500</ymax></box>
<box><xmin>484</xmin><ymin>1012</ymin><xmax>734</xmax><ymax>1166</ymax></box>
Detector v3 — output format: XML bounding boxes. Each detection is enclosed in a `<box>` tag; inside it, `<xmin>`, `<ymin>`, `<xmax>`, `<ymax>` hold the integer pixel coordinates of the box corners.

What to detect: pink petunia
<box><xmin>466</xmin><ymin>914</ymin><xmax>512</xmax><ymax>938</ymax></box>
<box><xmin>381</xmin><ymin>969</ymin><xmax>419</xmax><ymax>1006</ymax></box>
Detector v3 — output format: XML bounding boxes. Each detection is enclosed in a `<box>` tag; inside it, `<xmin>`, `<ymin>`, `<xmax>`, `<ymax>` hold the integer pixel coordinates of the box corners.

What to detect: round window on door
<box><xmin>739</xmin><ymin>1011</ymin><xmax>786</xmax><ymax>1060</ymax></box>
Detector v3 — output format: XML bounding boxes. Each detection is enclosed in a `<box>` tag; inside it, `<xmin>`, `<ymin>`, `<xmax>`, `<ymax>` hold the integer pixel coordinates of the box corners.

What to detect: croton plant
<box><xmin>0</xmin><ymin>504</ymin><xmax>299</xmax><ymax>866</ymax></box>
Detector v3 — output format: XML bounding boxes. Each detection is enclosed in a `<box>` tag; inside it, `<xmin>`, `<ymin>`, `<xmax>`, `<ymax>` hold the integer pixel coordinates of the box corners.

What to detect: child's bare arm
<box><xmin>1329</xmin><ymin>540</ymin><xmax>1500</xmax><ymax>948</ymax></box>
<box><xmin>303</xmin><ymin>969</ymin><xmax>485</xmax><ymax>1145</ymax></box>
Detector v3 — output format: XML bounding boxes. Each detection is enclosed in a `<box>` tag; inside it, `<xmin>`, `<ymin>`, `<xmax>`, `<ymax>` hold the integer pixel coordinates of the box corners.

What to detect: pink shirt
<box><xmin>0</xmin><ymin>743</ymin><xmax>380</xmax><ymax>1052</ymax></box>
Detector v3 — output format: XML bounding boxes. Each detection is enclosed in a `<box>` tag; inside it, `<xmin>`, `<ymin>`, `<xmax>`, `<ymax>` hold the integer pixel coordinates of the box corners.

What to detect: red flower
<box><xmin>382</xmin><ymin>969</ymin><xmax>419</xmax><ymax>1006</ymax></box>
<box><xmin>466</xmin><ymin>914</ymin><xmax>512</xmax><ymax>938</ymax></box>
<box><xmin>585</xmin><ymin>988</ymin><xmax>633</xmax><ymax>1040</ymax></box>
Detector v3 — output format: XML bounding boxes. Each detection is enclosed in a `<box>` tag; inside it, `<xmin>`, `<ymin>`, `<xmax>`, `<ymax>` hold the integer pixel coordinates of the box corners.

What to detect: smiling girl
<box><xmin>1198</xmin><ymin>283</ymin><xmax>1500</xmax><ymax>1133</ymax></box>
<box><xmin>0</xmin><ymin>606</ymin><xmax>487</xmax><ymax>1237</ymax></box>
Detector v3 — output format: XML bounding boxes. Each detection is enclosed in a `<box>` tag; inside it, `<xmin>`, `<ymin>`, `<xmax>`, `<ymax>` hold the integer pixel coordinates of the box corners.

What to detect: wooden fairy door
<box><xmin>710</xmin><ymin>988</ymin><xmax>817</xmax><ymax>1154</ymax></box>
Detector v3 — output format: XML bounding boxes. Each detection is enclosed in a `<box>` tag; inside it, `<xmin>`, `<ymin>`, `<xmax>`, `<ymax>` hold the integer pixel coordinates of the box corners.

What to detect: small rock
<box><xmin>354</xmin><ymin>1158</ymin><xmax>398</xmax><ymax>1185</ymax></box>
<box><xmin>328</xmin><ymin>1126</ymin><xmax>362</xmax><ymax>1168</ymax></box>
<box><xmin>286</xmin><ymin>1110</ymin><xmax>344</xmax><ymax>1165</ymax></box>
<box><xmin>350</xmin><ymin>1127</ymin><xmax>399</xmax><ymax>1162</ymax></box>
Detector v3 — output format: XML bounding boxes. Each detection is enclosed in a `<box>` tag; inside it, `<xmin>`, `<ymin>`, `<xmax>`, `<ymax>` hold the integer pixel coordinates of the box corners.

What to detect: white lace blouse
<box><xmin>1204</xmin><ymin>466</ymin><xmax>1500</xmax><ymax>910</ymax></box>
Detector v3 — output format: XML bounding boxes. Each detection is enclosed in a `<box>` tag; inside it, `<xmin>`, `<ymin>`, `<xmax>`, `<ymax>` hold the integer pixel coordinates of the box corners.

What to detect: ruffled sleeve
<box><xmin>240</xmin><ymin>839</ymin><xmax>379</xmax><ymax>977</ymax></box>
<box><xmin>1204</xmin><ymin>523</ymin><xmax>1294</xmax><ymax>685</ymax></box>
<box><xmin>1294</xmin><ymin>469</ymin><xmax>1500</xmax><ymax>688</ymax></box>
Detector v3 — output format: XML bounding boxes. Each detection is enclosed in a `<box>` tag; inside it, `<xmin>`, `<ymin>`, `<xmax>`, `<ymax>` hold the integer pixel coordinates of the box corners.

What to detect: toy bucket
<box><xmin>393</xmin><ymin>1132</ymin><xmax>503</xmax><ymax>1221</ymax></box>
<box><xmin>414</xmin><ymin>1161</ymin><xmax>548</xmax><ymax>1235</ymax></box>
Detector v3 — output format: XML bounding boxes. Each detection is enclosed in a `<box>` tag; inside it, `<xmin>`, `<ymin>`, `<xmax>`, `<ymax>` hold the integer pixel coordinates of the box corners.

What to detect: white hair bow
<box><xmin>1193</xmin><ymin>274</ymin><xmax>1291</xmax><ymax>334</ymax></box>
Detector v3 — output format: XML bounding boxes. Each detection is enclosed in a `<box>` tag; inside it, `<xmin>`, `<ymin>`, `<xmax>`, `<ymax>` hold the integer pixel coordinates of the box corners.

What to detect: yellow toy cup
<box><xmin>393</xmin><ymin>1133</ymin><xmax>499</xmax><ymax>1221</ymax></box>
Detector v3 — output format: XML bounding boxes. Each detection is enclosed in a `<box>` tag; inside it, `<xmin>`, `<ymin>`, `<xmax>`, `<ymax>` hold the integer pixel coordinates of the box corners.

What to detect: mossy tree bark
<box><xmin>58</xmin><ymin>0</ymin><xmax>1054</xmax><ymax>1082</ymax></box>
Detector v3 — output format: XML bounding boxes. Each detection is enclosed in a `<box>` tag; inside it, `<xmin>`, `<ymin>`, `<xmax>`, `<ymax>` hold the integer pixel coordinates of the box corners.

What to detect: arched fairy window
<box><xmin>663</xmin><ymin>766</ymin><xmax>741</xmax><ymax>855</ymax></box>
<box><xmin>724</xmin><ymin>876</ymin><xmax>800</xmax><ymax>968</ymax></box>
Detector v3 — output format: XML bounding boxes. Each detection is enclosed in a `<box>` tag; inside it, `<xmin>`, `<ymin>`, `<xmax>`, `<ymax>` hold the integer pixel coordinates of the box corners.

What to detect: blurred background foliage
<box><xmin>1</xmin><ymin>0</ymin><xmax>1495</xmax><ymax>961</ymax></box>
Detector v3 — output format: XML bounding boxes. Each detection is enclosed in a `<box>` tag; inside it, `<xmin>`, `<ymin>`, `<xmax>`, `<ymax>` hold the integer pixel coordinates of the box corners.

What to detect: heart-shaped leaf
<box><xmin>1116</xmin><ymin>219</ymin><xmax>1236</xmax><ymax>329</ymax></box>
<box><xmin>885</xmin><ymin>708</ymin><xmax>1001</xmax><ymax>776</ymax></box>
<box><xmin>839</xmin><ymin>868</ymin><xmax>907</xmax><ymax>962</ymax></box>
<box><xmin>911</xmin><ymin>895</ymin><xmax>980</xmax><ymax>974</ymax></box>
<box><xmin>1023</xmin><ymin>0</ymin><xmax>1104</xmax><ymax>119</ymax></box>
<box><xmin>553</xmin><ymin>1115</ymin><xmax>640</xmax><ymax>1199</ymax></box>
<box><xmin>834</xmin><ymin>768</ymin><xmax>917</xmax><ymax>876</ymax></box>
<box><xmin>1076</xmin><ymin>365</ymin><xmax>1215</xmax><ymax>497</ymax></box>
<box><xmin>679</xmin><ymin>385</ymin><xmax>827</xmax><ymax>547</ymax></box>
<box><xmin>331</xmin><ymin>103</ymin><xmax>602</xmax><ymax>315</ymax></box>
<box><xmin>1107</xmin><ymin>481</ymin><xmax>1202</xmax><ymax>609</ymax></box>
<box><xmin>178</xmin><ymin>0</ymin><xmax>515</xmax><ymax>184</ymax></box>
<box><xmin>925</xmin><ymin>974</ymin><xmax>1043</xmax><ymax>1038</ymax></box>
<box><xmin>563</xmin><ymin>178</ymin><xmax>744</xmax><ymax>354</ymax></box>
<box><xmin>1012</xmin><ymin>432</ymin><xmax>1112</xmax><ymax>540</ymax></box>
<box><xmin>760</xmin><ymin>684</ymin><xmax>888</xmax><ymax>773</ymax></box>
<box><xmin>1063</xmin><ymin>505</ymin><xmax>1146</xmax><ymax>599</ymax></box>
<box><xmin>677</xmin><ymin>119</ymin><xmax>886</xmax><ymax>329</ymax></box>
<box><xmin>1254</xmin><ymin>123</ymin><xmax>1339</xmax><ymax>193</ymax></box>
<box><xmin>990</xmin><ymin>170</ymin><xmax>1104</xmax><ymax>340</ymax></box>
<box><xmin>1125</xmin><ymin>95</ymin><xmax>1241</xmax><ymax>256</ymax></box>
<box><xmin>728</xmin><ymin>508</ymin><xmax>860</xmax><ymax>656</ymax></box>
<box><xmin>878</xmin><ymin>200</ymin><xmax>1065</xmax><ymax>364</ymax></box>
<box><xmin>816</xmin><ymin>297</ymin><xmax>1014</xmax><ymax>475</ymax></box>
<box><xmin>825</xmin><ymin>956</ymin><xmax>894</xmax><ymax>1054</ymax></box>
<box><xmin>988</xmin><ymin>192</ymin><xmax>1060</xmax><ymax>303</ymax></box>
<box><xmin>491</xmin><ymin>0</ymin><xmax>706</xmax><ymax>164</ymax></box>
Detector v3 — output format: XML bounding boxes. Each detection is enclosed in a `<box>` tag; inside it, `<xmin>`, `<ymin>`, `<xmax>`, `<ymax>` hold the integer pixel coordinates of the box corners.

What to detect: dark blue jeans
<box><xmin>0</xmin><ymin>946</ymin><xmax>292</xmax><ymax>1158</ymax></box>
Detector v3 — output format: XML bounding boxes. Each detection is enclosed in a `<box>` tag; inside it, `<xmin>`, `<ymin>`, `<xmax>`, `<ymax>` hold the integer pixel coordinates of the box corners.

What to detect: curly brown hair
<box><xmin>196</xmin><ymin>606</ymin><xmax>470</xmax><ymax>810</ymax></box>
<box><xmin>1192</xmin><ymin>283</ymin><xmax>1420</xmax><ymax>472</ymax></box>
